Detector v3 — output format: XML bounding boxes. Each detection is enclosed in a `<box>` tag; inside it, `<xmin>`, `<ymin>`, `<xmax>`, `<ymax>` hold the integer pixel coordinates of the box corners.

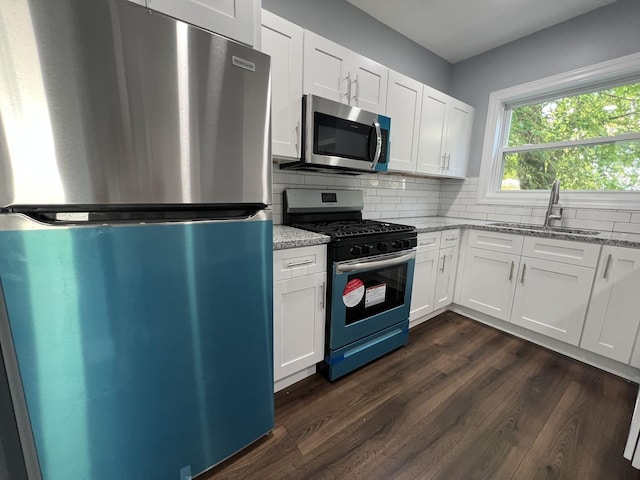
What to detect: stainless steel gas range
<box><xmin>284</xmin><ymin>189</ymin><xmax>417</xmax><ymax>380</ymax></box>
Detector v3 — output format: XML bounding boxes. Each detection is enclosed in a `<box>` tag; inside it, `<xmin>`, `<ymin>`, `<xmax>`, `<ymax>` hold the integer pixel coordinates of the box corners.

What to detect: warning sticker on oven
<box><xmin>365</xmin><ymin>284</ymin><xmax>386</xmax><ymax>308</ymax></box>
<box><xmin>343</xmin><ymin>279</ymin><xmax>365</xmax><ymax>307</ymax></box>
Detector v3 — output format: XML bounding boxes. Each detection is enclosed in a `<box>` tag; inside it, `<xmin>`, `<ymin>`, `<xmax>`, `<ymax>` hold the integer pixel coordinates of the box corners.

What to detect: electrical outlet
<box><xmin>180</xmin><ymin>465</ymin><xmax>192</xmax><ymax>480</ymax></box>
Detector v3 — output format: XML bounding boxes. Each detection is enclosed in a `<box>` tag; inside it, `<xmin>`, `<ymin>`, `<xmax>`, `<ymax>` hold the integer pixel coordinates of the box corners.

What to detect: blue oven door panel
<box><xmin>329</xmin><ymin>256</ymin><xmax>415</xmax><ymax>351</ymax></box>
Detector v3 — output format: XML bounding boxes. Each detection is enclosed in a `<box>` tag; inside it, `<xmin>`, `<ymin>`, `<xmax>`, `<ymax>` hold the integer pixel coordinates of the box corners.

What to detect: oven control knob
<box><xmin>362</xmin><ymin>244</ymin><xmax>372</xmax><ymax>255</ymax></box>
<box><xmin>401</xmin><ymin>239</ymin><xmax>411</xmax><ymax>249</ymax></box>
<box><xmin>377</xmin><ymin>242</ymin><xmax>388</xmax><ymax>252</ymax></box>
<box><xmin>391</xmin><ymin>241</ymin><xmax>400</xmax><ymax>249</ymax></box>
<box><xmin>350</xmin><ymin>245</ymin><xmax>362</xmax><ymax>256</ymax></box>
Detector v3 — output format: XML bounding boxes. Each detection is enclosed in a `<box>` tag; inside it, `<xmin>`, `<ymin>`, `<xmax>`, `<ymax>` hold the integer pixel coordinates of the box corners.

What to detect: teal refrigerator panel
<box><xmin>0</xmin><ymin>219</ymin><xmax>274</xmax><ymax>479</ymax></box>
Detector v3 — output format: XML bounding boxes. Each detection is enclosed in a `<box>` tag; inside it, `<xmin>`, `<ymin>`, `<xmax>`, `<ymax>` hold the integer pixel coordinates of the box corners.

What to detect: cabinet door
<box><xmin>129</xmin><ymin>0</ymin><xmax>257</xmax><ymax>46</ymax></box>
<box><xmin>303</xmin><ymin>31</ymin><xmax>351</xmax><ymax>103</ymax></box>
<box><xmin>434</xmin><ymin>246</ymin><xmax>458</xmax><ymax>310</ymax></box>
<box><xmin>582</xmin><ymin>246</ymin><xmax>640</xmax><ymax>363</ymax></box>
<box><xmin>416</xmin><ymin>85</ymin><xmax>447</xmax><ymax>175</ymax></box>
<box><xmin>410</xmin><ymin>250</ymin><xmax>439</xmax><ymax>322</ymax></box>
<box><xmin>273</xmin><ymin>272</ymin><xmax>326</xmax><ymax>382</ymax></box>
<box><xmin>511</xmin><ymin>258</ymin><xmax>595</xmax><ymax>346</ymax></box>
<box><xmin>385</xmin><ymin>70</ymin><xmax>423</xmax><ymax>173</ymax></box>
<box><xmin>457</xmin><ymin>247</ymin><xmax>520</xmax><ymax>321</ymax></box>
<box><xmin>261</xmin><ymin>11</ymin><xmax>303</xmax><ymax>159</ymax></box>
<box><xmin>350</xmin><ymin>54</ymin><xmax>388</xmax><ymax>114</ymax></box>
<box><xmin>443</xmin><ymin>100</ymin><xmax>473</xmax><ymax>178</ymax></box>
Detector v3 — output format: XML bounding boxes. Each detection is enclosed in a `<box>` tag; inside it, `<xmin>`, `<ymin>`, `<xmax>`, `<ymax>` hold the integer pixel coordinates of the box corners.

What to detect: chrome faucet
<box><xmin>544</xmin><ymin>179</ymin><xmax>563</xmax><ymax>229</ymax></box>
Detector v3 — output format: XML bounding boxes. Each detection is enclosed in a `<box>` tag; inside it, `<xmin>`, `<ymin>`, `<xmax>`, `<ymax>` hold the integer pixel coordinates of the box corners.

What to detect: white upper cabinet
<box><xmin>416</xmin><ymin>86</ymin><xmax>447</xmax><ymax>175</ymax></box>
<box><xmin>303</xmin><ymin>31</ymin><xmax>352</xmax><ymax>103</ymax></box>
<box><xmin>385</xmin><ymin>70</ymin><xmax>423</xmax><ymax>173</ymax></box>
<box><xmin>444</xmin><ymin>99</ymin><xmax>474</xmax><ymax>178</ymax></box>
<box><xmin>261</xmin><ymin>11</ymin><xmax>303</xmax><ymax>159</ymax></box>
<box><xmin>417</xmin><ymin>85</ymin><xmax>473</xmax><ymax>178</ymax></box>
<box><xmin>129</xmin><ymin>0</ymin><xmax>258</xmax><ymax>47</ymax></box>
<box><xmin>583</xmin><ymin>246</ymin><xmax>640</xmax><ymax>364</ymax></box>
<box><xmin>303</xmin><ymin>32</ymin><xmax>388</xmax><ymax>114</ymax></box>
<box><xmin>349</xmin><ymin>54</ymin><xmax>388</xmax><ymax>114</ymax></box>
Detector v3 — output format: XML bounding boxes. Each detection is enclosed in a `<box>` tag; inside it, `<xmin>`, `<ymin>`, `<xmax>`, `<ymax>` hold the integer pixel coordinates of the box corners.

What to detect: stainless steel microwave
<box><xmin>281</xmin><ymin>94</ymin><xmax>390</xmax><ymax>174</ymax></box>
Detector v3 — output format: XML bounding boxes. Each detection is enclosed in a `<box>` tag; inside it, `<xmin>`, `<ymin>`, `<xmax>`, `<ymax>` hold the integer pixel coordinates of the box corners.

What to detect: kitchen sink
<box><xmin>488</xmin><ymin>222</ymin><xmax>601</xmax><ymax>236</ymax></box>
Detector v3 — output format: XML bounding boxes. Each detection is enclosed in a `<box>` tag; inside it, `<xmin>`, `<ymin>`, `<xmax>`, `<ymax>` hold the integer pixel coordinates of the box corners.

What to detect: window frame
<box><xmin>477</xmin><ymin>52</ymin><xmax>640</xmax><ymax>210</ymax></box>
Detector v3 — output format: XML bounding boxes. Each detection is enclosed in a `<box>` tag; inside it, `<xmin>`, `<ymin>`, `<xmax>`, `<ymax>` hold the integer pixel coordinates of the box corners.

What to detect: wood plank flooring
<box><xmin>199</xmin><ymin>312</ymin><xmax>640</xmax><ymax>480</ymax></box>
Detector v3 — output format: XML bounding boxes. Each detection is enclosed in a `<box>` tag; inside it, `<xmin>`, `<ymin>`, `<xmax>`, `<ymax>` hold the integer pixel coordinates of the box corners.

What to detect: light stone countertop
<box><xmin>273</xmin><ymin>225</ymin><xmax>330</xmax><ymax>250</ymax></box>
<box><xmin>388</xmin><ymin>216</ymin><xmax>640</xmax><ymax>249</ymax></box>
<box><xmin>272</xmin><ymin>217</ymin><xmax>640</xmax><ymax>250</ymax></box>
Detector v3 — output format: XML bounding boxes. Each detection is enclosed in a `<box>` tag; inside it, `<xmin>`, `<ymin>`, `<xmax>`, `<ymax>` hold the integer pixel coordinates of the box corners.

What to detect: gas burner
<box><xmin>293</xmin><ymin>219</ymin><xmax>415</xmax><ymax>239</ymax></box>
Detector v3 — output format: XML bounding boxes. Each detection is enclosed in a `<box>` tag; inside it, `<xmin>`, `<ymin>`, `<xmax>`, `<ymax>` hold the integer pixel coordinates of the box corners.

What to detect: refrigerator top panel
<box><xmin>0</xmin><ymin>0</ymin><xmax>271</xmax><ymax>210</ymax></box>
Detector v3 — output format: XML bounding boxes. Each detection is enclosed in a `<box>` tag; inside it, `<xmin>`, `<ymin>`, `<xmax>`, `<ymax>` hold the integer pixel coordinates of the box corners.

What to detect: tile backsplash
<box><xmin>272</xmin><ymin>167</ymin><xmax>640</xmax><ymax>234</ymax></box>
<box><xmin>272</xmin><ymin>168</ymin><xmax>440</xmax><ymax>224</ymax></box>
<box><xmin>438</xmin><ymin>178</ymin><xmax>640</xmax><ymax>234</ymax></box>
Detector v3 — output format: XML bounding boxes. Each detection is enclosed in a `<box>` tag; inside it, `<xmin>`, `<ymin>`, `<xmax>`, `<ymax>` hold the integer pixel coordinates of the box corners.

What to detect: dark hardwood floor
<box><xmin>200</xmin><ymin>312</ymin><xmax>640</xmax><ymax>480</ymax></box>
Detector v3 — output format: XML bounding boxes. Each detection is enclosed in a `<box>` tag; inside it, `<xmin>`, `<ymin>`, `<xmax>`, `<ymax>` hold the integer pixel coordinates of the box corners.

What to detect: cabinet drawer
<box><xmin>416</xmin><ymin>231</ymin><xmax>441</xmax><ymax>253</ymax></box>
<box><xmin>274</xmin><ymin>245</ymin><xmax>326</xmax><ymax>281</ymax></box>
<box><xmin>467</xmin><ymin>229</ymin><xmax>524</xmax><ymax>254</ymax></box>
<box><xmin>521</xmin><ymin>237</ymin><xmax>600</xmax><ymax>268</ymax></box>
<box><xmin>440</xmin><ymin>229</ymin><xmax>460</xmax><ymax>249</ymax></box>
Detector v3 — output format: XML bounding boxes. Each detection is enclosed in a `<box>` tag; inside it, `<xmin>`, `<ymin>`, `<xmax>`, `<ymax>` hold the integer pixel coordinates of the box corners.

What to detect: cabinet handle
<box><xmin>520</xmin><ymin>263</ymin><xmax>527</xmax><ymax>285</ymax></box>
<box><xmin>440</xmin><ymin>254</ymin><xmax>446</xmax><ymax>273</ymax></box>
<box><xmin>319</xmin><ymin>282</ymin><xmax>325</xmax><ymax>309</ymax></box>
<box><xmin>441</xmin><ymin>154</ymin><xmax>447</xmax><ymax>170</ymax></box>
<box><xmin>603</xmin><ymin>254</ymin><xmax>612</xmax><ymax>279</ymax></box>
<box><xmin>508</xmin><ymin>260</ymin><xmax>515</xmax><ymax>281</ymax></box>
<box><xmin>351</xmin><ymin>75</ymin><xmax>359</xmax><ymax>103</ymax></box>
<box><xmin>342</xmin><ymin>73</ymin><xmax>351</xmax><ymax>99</ymax></box>
<box><xmin>419</xmin><ymin>240</ymin><xmax>436</xmax><ymax>246</ymax></box>
<box><xmin>286</xmin><ymin>259</ymin><xmax>314</xmax><ymax>268</ymax></box>
<box><xmin>445</xmin><ymin>235</ymin><xmax>457</xmax><ymax>241</ymax></box>
<box><xmin>295</xmin><ymin>121</ymin><xmax>300</xmax><ymax>155</ymax></box>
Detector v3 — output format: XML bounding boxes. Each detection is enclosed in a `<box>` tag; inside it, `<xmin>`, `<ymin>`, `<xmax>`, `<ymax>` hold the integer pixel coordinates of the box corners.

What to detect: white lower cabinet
<box><xmin>582</xmin><ymin>246</ymin><xmax>640</xmax><ymax>364</ymax></box>
<box><xmin>511</xmin><ymin>257</ymin><xmax>595</xmax><ymax>346</ymax></box>
<box><xmin>273</xmin><ymin>245</ymin><xmax>326</xmax><ymax>391</ymax></box>
<box><xmin>409</xmin><ymin>230</ymin><xmax>460</xmax><ymax>325</ymax></box>
<box><xmin>409</xmin><ymin>231</ymin><xmax>441</xmax><ymax>322</ymax></box>
<box><xmin>510</xmin><ymin>237</ymin><xmax>599</xmax><ymax>346</ymax></box>
<box><xmin>457</xmin><ymin>247</ymin><xmax>520</xmax><ymax>322</ymax></box>
<box><xmin>434</xmin><ymin>245</ymin><xmax>458</xmax><ymax>310</ymax></box>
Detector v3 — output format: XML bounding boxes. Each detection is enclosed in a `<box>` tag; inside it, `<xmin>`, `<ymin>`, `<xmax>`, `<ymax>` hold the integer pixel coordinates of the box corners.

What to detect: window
<box><xmin>478</xmin><ymin>53</ymin><xmax>640</xmax><ymax>209</ymax></box>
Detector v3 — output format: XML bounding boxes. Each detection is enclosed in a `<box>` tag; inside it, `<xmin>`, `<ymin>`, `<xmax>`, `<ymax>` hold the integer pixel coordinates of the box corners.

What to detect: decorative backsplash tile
<box><xmin>272</xmin><ymin>166</ymin><xmax>640</xmax><ymax>233</ymax></box>
<box><xmin>272</xmin><ymin>168</ymin><xmax>440</xmax><ymax>224</ymax></box>
<box><xmin>438</xmin><ymin>178</ymin><xmax>640</xmax><ymax>234</ymax></box>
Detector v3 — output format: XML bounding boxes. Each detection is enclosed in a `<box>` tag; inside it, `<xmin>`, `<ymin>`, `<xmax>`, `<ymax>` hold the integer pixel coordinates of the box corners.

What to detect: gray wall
<box><xmin>451</xmin><ymin>0</ymin><xmax>640</xmax><ymax>177</ymax></box>
<box><xmin>262</xmin><ymin>0</ymin><xmax>452</xmax><ymax>93</ymax></box>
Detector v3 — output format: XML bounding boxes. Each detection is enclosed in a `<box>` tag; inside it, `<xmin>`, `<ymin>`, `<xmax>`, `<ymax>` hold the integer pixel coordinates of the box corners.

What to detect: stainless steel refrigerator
<box><xmin>0</xmin><ymin>1</ymin><xmax>274</xmax><ymax>479</ymax></box>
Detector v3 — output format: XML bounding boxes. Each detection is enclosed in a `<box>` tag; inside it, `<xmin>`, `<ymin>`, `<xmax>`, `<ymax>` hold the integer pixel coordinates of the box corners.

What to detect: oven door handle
<box><xmin>369</xmin><ymin>120</ymin><xmax>382</xmax><ymax>170</ymax></box>
<box><xmin>337</xmin><ymin>251</ymin><xmax>416</xmax><ymax>273</ymax></box>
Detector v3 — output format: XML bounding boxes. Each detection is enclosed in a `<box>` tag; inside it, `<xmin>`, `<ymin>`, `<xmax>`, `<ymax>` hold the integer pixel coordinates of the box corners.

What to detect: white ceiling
<box><xmin>346</xmin><ymin>0</ymin><xmax>619</xmax><ymax>63</ymax></box>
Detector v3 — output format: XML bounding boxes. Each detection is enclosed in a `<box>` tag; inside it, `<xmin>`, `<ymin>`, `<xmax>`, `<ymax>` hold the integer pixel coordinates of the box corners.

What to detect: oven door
<box><xmin>305</xmin><ymin>95</ymin><xmax>390</xmax><ymax>173</ymax></box>
<box><xmin>329</xmin><ymin>250</ymin><xmax>415</xmax><ymax>350</ymax></box>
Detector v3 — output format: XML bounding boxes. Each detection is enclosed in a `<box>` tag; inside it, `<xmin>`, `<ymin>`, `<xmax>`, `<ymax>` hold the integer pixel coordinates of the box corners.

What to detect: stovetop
<box><xmin>291</xmin><ymin>219</ymin><xmax>415</xmax><ymax>239</ymax></box>
<box><xmin>292</xmin><ymin>219</ymin><xmax>417</xmax><ymax>261</ymax></box>
<box><xmin>283</xmin><ymin>189</ymin><xmax>417</xmax><ymax>260</ymax></box>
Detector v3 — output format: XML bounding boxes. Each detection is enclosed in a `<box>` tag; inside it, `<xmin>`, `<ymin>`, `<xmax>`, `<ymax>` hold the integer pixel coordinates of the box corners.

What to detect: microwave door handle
<box><xmin>370</xmin><ymin>120</ymin><xmax>382</xmax><ymax>170</ymax></box>
<box><xmin>337</xmin><ymin>251</ymin><xmax>416</xmax><ymax>273</ymax></box>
